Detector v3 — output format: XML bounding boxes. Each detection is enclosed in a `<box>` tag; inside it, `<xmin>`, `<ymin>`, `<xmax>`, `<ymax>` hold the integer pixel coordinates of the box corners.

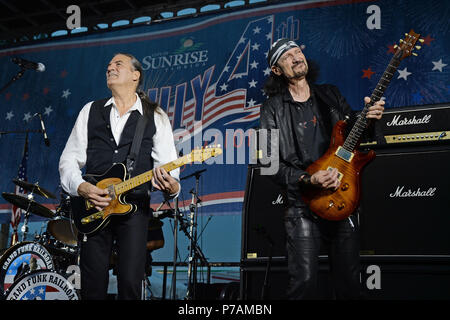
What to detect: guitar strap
<box><xmin>126</xmin><ymin>113</ymin><xmax>148</xmax><ymax>175</ymax></box>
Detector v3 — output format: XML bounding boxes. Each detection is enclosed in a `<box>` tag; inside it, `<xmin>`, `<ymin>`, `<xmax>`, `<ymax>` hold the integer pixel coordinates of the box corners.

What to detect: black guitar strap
<box><xmin>126</xmin><ymin>113</ymin><xmax>148</xmax><ymax>175</ymax></box>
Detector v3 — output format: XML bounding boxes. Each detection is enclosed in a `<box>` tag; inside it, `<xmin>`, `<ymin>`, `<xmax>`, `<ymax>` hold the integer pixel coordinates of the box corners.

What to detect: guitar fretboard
<box><xmin>342</xmin><ymin>51</ymin><xmax>403</xmax><ymax>152</ymax></box>
<box><xmin>113</xmin><ymin>155</ymin><xmax>188</xmax><ymax>195</ymax></box>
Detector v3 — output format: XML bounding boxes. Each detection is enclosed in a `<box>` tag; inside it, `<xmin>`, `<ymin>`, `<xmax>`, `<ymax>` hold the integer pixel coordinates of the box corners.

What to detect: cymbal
<box><xmin>12</xmin><ymin>179</ymin><xmax>56</xmax><ymax>199</ymax></box>
<box><xmin>47</xmin><ymin>218</ymin><xmax>78</xmax><ymax>246</ymax></box>
<box><xmin>2</xmin><ymin>192</ymin><xmax>54</xmax><ymax>219</ymax></box>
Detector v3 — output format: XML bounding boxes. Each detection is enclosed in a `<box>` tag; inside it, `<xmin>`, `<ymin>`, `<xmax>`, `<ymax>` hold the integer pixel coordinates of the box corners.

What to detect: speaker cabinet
<box><xmin>241</xmin><ymin>166</ymin><xmax>287</xmax><ymax>262</ymax></box>
<box><xmin>359</xmin><ymin>146</ymin><xmax>450</xmax><ymax>256</ymax></box>
<box><xmin>239</xmin><ymin>259</ymin><xmax>333</xmax><ymax>300</ymax></box>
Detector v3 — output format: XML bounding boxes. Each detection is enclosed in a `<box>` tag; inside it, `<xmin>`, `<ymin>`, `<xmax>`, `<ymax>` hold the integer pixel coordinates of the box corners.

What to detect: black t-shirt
<box><xmin>289</xmin><ymin>94</ymin><xmax>330</xmax><ymax>166</ymax></box>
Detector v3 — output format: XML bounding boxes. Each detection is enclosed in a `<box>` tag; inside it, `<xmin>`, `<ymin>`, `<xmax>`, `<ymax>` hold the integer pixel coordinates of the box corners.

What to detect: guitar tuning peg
<box><xmin>419</xmin><ymin>38</ymin><xmax>425</xmax><ymax>43</ymax></box>
<box><xmin>415</xmin><ymin>45</ymin><xmax>421</xmax><ymax>50</ymax></box>
<box><xmin>393</xmin><ymin>45</ymin><xmax>398</xmax><ymax>49</ymax></box>
<box><xmin>399</xmin><ymin>39</ymin><xmax>404</xmax><ymax>43</ymax></box>
<box><xmin>412</xmin><ymin>52</ymin><xmax>418</xmax><ymax>56</ymax></box>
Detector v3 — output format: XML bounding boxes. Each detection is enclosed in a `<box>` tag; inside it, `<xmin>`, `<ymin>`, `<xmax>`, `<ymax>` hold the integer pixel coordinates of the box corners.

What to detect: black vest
<box><xmin>85</xmin><ymin>98</ymin><xmax>156</xmax><ymax>196</ymax></box>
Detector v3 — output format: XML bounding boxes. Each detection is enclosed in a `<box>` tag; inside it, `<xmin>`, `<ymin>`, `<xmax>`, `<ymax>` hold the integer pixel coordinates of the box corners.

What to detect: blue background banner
<box><xmin>0</xmin><ymin>0</ymin><xmax>448</xmax><ymax>262</ymax></box>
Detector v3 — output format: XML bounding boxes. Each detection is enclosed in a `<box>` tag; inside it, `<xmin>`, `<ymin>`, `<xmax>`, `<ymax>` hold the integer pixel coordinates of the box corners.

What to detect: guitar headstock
<box><xmin>190</xmin><ymin>144</ymin><xmax>223</xmax><ymax>163</ymax></box>
<box><xmin>394</xmin><ymin>29</ymin><xmax>423</xmax><ymax>60</ymax></box>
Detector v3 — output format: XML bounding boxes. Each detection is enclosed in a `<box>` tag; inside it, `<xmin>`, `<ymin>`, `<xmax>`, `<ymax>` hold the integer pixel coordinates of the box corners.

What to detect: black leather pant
<box><xmin>284</xmin><ymin>206</ymin><xmax>361</xmax><ymax>300</ymax></box>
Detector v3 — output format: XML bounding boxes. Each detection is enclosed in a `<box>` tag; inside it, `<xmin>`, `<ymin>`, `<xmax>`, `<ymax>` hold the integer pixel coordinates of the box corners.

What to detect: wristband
<box><xmin>299</xmin><ymin>174</ymin><xmax>312</xmax><ymax>186</ymax></box>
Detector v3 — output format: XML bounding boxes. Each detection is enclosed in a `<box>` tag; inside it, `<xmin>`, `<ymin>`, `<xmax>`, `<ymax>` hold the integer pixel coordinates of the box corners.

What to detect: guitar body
<box><xmin>70</xmin><ymin>163</ymin><xmax>136</xmax><ymax>235</ymax></box>
<box><xmin>301</xmin><ymin>121</ymin><xmax>375</xmax><ymax>221</ymax></box>
<box><xmin>69</xmin><ymin>146</ymin><xmax>223</xmax><ymax>235</ymax></box>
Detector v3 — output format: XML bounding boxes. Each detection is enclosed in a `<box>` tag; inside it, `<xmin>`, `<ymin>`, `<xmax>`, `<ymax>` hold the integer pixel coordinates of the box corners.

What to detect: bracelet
<box><xmin>299</xmin><ymin>174</ymin><xmax>312</xmax><ymax>186</ymax></box>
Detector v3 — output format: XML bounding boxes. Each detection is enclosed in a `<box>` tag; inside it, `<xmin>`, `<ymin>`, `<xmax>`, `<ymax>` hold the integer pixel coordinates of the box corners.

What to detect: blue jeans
<box><xmin>284</xmin><ymin>206</ymin><xmax>361</xmax><ymax>299</ymax></box>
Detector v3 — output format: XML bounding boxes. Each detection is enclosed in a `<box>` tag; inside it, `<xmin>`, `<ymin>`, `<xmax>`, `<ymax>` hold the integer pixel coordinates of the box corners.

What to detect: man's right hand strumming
<box><xmin>77</xmin><ymin>182</ymin><xmax>111</xmax><ymax>211</ymax></box>
<box><xmin>310</xmin><ymin>168</ymin><xmax>341</xmax><ymax>190</ymax></box>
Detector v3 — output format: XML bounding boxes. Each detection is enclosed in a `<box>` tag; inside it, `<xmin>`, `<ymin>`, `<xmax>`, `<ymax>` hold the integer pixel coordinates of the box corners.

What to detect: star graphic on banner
<box><xmin>223</xmin><ymin>65</ymin><xmax>229</xmax><ymax>72</ymax></box>
<box><xmin>387</xmin><ymin>44</ymin><xmax>396</xmax><ymax>54</ymax></box>
<box><xmin>220</xmin><ymin>83</ymin><xmax>228</xmax><ymax>92</ymax></box>
<box><xmin>248</xmin><ymin>79</ymin><xmax>257</xmax><ymax>88</ymax></box>
<box><xmin>238</xmin><ymin>37</ymin><xmax>246</xmax><ymax>45</ymax></box>
<box><xmin>253</xmin><ymin>26</ymin><xmax>261</xmax><ymax>34</ymax></box>
<box><xmin>23</xmin><ymin>112</ymin><xmax>32</xmax><ymax>122</ymax></box>
<box><xmin>44</xmin><ymin>106</ymin><xmax>53</xmax><ymax>116</ymax></box>
<box><xmin>432</xmin><ymin>59</ymin><xmax>447</xmax><ymax>72</ymax></box>
<box><xmin>421</xmin><ymin>34</ymin><xmax>434</xmax><ymax>46</ymax></box>
<box><xmin>251</xmin><ymin>43</ymin><xmax>260</xmax><ymax>51</ymax></box>
<box><xmin>397</xmin><ymin>67</ymin><xmax>411</xmax><ymax>80</ymax></box>
<box><xmin>62</xmin><ymin>89</ymin><xmax>71</xmax><ymax>99</ymax></box>
<box><xmin>6</xmin><ymin>111</ymin><xmax>14</xmax><ymax>120</ymax></box>
<box><xmin>362</xmin><ymin>67</ymin><xmax>375</xmax><ymax>79</ymax></box>
<box><xmin>250</xmin><ymin>60</ymin><xmax>259</xmax><ymax>69</ymax></box>
<box><xmin>263</xmin><ymin>67</ymin><xmax>271</xmax><ymax>76</ymax></box>
<box><xmin>247</xmin><ymin>98</ymin><xmax>257</xmax><ymax>108</ymax></box>
<box><xmin>265</xmin><ymin>32</ymin><xmax>272</xmax><ymax>41</ymax></box>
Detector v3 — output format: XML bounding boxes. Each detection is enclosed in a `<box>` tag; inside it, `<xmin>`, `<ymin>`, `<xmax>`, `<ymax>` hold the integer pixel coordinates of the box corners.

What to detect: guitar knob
<box><xmin>338</xmin><ymin>202</ymin><xmax>345</xmax><ymax>210</ymax></box>
<box><xmin>328</xmin><ymin>200</ymin><xmax>335</xmax><ymax>209</ymax></box>
<box><xmin>341</xmin><ymin>183</ymin><xmax>349</xmax><ymax>191</ymax></box>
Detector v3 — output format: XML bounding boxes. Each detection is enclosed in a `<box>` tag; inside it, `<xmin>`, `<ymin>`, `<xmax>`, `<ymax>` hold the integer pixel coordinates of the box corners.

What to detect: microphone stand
<box><xmin>255</xmin><ymin>227</ymin><xmax>274</xmax><ymax>300</ymax></box>
<box><xmin>183</xmin><ymin>169</ymin><xmax>208</xmax><ymax>300</ymax></box>
<box><xmin>171</xmin><ymin>197</ymin><xmax>179</xmax><ymax>300</ymax></box>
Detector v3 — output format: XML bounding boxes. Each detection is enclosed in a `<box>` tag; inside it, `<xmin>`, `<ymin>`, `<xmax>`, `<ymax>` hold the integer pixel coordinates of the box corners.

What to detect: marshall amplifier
<box><xmin>359</xmin><ymin>146</ymin><xmax>450</xmax><ymax>256</ymax></box>
<box><xmin>362</xmin><ymin>103</ymin><xmax>450</xmax><ymax>146</ymax></box>
<box><xmin>241</xmin><ymin>165</ymin><xmax>287</xmax><ymax>261</ymax></box>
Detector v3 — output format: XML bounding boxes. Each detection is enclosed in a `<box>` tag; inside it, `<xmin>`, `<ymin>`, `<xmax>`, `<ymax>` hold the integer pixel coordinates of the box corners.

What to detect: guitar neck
<box><xmin>343</xmin><ymin>51</ymin><xmax>403</xmax><ymax>151</ymax></box>
<box><xmin>114</xmin><ymin>155</ymin><xmax>188</xmax><ymax>195</ymax></box>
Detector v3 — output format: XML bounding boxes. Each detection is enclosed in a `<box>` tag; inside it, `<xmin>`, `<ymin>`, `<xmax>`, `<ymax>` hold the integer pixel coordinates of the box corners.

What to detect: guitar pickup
<box><xmin>81</xmin><ymin>211</ymin><xmax>104</xmax><ymax>224</ymax></box>
<box><xmin>335</xmin><ymin>146</ymin><xmax>354</xmax><ymax>163</ymax></box>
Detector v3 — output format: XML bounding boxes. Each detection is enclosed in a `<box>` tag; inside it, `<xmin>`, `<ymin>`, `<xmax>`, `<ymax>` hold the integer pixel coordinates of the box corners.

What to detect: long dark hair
<box><xmin>114</xmin><ymin>52</ymin><xmax>160</xmax><ymax>115</ymax></box>
<box><xmin>263</xmin><ymin>59</ymin><xmax>320</xmax><ymax>97</ymax></box>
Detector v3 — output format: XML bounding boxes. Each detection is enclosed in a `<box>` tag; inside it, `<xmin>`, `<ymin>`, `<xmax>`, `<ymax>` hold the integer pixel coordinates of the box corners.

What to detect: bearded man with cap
<box><xmin>259</xmin><ymin>39</ymin><xmax>385</xmax><ymax>299</ymax></box>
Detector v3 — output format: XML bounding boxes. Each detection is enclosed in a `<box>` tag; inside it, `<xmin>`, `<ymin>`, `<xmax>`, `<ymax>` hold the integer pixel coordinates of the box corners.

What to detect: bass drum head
<box><xmin>0</xmin><ymin>242</ymin><xmax>54</xmax><ymax>294</ymax></box>
<box><xmin>4</xmin><ymin>270</ymin><xmax>79</xmax><ymax>300</ymax></box>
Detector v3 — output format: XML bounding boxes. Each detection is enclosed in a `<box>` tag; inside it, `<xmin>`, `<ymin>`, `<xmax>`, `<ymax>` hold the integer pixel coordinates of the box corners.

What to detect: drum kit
<box><xmin>0</xmin><ymin>179</ymin><xmax>79</xmax><ymax>300</ymax></box>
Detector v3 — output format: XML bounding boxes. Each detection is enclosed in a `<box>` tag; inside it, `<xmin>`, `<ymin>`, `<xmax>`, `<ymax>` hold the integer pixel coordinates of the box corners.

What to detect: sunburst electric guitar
<box><xmin>71</xmin><ymin>146</ymin><xmax>222</xmax><ymax>234</ymax></box>
<box><xmin>302</xmin><ymin>30</ymin><xmax>423</xmax><ymax>221</ymax></box>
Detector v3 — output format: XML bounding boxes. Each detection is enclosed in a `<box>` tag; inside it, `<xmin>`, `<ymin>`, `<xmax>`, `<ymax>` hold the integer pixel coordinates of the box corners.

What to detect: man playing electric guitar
<box><xmin>59</xmin><ymin>53</ymin><xmax>180</xmax><ymax>300</ymax></box>
<box><xmin>260</xmin><ymin>39</ymin><xmax>385</xmax><ymax>299</ymax></box>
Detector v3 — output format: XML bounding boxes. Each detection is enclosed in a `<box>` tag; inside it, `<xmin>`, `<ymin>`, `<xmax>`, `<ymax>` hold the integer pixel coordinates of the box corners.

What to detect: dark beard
<box><xmin>286</xmin><ymin>61</ymin><xmax>308</xmax><ymax>80</ymax></box>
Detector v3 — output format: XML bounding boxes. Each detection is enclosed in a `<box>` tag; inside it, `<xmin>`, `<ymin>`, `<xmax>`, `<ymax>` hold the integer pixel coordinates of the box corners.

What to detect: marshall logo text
<box><xmin>386</xmin><ymin>114</ymin><xmax>431</xmax><ymax>127</ymax></box>
<box><xmin>389</xmin><ymin>186</ymin><xmax>437</xmax><ymax>198</ymax></box>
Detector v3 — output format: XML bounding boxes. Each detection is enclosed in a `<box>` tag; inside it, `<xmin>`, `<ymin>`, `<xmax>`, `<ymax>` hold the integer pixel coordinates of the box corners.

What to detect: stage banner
<box><xmin>0</xmin><ymin>0</ymin><xmax>448</xmax><ymax>260</ymax></box>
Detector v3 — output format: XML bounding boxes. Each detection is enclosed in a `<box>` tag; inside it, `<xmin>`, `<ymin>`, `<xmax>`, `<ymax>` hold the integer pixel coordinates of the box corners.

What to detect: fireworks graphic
<box><xmin>300</xmin><ymin>2</ymin><xmax>396</xmax><ymax>59</ymax></box>
<box><xmin>365</xmin><ymin>32</ymin><xmax>449</xmax><ymax>108</ymax></box>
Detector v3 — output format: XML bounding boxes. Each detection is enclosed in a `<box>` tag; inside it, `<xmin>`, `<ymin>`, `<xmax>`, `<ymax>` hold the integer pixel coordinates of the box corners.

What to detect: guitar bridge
<box><xmin>326</xmin><ymin>167</ymin><xmax>343</xmax><ymax>181</ymax></box>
